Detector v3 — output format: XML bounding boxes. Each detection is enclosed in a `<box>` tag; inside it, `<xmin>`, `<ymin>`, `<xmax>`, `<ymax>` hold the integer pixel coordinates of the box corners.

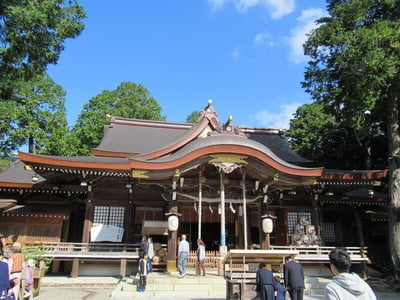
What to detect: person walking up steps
<box><xmin>177</xmin><ymin>234</ymin><xmax>189</xmax><ymax>278</ymax></box>
<box><xmin>284</xmin><ymin>256</ymin><xmax>305</xmax><ymax>300</ymax></box>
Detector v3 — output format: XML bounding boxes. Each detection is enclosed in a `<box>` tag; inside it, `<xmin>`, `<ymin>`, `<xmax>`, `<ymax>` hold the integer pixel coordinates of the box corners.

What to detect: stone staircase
<box><xmin>110</xmin><ymin>271</ymin><xmax>226</xmax><ymax>299</ymax></box>
<box><xmin>109</xmin><ymin>269</ymin><xmax>331</xmax><ymax>300</ymax></box>
<box><xmin>304</xmin><ymin>276</ymin><xmax>331</xmax><ymax>299</ymax></box>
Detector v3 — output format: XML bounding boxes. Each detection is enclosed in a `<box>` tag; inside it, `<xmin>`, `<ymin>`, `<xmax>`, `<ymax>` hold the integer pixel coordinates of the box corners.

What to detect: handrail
<box><xmin>30</xmin><ymin>243</ymin><xmax>368</xmax><ymax>264</ymax></box>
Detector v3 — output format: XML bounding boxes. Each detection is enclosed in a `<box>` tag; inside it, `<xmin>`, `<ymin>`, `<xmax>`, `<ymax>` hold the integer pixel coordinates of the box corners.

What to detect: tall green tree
<box><xmin>302</xmin><ymin>0</ymin><xmax>400</xmax><ymax>273</ymax></box>
<box><xmin>0</xmin><ymin>0</ymin><xmax>86</xmax><ymax>99</ymax></box>
<box><xmin>69</xmin><ymin>82</ymin><xmax>165</xmax><ymax>155</ymax></box>
<box><xmin>1</xmin><ymin>74</ymin><xmax>69</xmax><ymax>155</ymax></box>
<box><xmin>287</xmin><ymin>102</ymin><xmax>357</xmax><ymax>169</ymax></box>
<box><xmin>287</xmin><ymin>102</ymin><xmax>387</xmax><ymax>170</ymax></box>
<box><xmin>186</xmin><ymin>111</ymin><xmax>201</xmax><ymax>123</ymax></box>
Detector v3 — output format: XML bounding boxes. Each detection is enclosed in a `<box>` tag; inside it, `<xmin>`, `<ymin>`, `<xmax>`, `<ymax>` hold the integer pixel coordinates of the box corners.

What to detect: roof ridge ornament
<box><xmin>199</xmin><ymin>100</ymin><xmax>246</xmax><ymax>137</ymax></box>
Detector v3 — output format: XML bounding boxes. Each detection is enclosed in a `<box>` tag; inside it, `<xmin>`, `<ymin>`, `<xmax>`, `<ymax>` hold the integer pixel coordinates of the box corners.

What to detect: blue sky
<box><xmin>47</xmin><ymin>0</ymin><xmax>327</xmax><ymax>129</ymax></box>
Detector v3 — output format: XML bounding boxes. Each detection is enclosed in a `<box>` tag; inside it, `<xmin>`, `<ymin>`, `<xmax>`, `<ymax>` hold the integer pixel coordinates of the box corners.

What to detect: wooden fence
<box><xmin>187</xmin><ymin>250</ymin><xmax>219</xmax><ymax>268</ymax></box>
<box><xmin>30</xmin><ymin>243</ymin><xmax>368</xmax><ymax>271</ymax></box>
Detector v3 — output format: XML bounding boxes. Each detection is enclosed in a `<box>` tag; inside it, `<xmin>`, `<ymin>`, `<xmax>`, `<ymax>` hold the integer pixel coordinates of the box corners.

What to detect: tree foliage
<box><xmin>287</xmin><ymin>102</ymin><xmax>387</xmax><ymax>170</ymax></box>
<box><xmin>286</xmin><ymin>102</ymin><xmax>357</xmax><ymax>169</ymax></box>
<box><xmin>301</xmin><ymin>0</ymin><xmax>400</xmax><ymax>273</ymax></box>
<box><xmin>0</xmin><ymin>0</ymin><xmax>86</xmax><ymax>99</ymax></box>
<box><xmin>186</xmin><ymin>111</ymin><xmax>201</xmax><ymax>123</ymax></box>
<box><xmin>69</xmin><ymin>82</ymin><xmax>165</xmax><ymax>155</ymax></box>
<box><xmin>0</xmin><ymin>74</ymin><xmax>69</xmax><ymax>155</ymax></box>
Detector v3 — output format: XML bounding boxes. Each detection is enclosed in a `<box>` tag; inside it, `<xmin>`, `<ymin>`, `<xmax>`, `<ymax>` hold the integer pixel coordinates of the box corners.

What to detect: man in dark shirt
<box><xmin>284</xmin><ymin>256</ymin><xmax>305</xmax><ymax>300</ymax></box>
<box><xmin>139</xmin><ymin>236</ymin><xmax>149</xmax><ymax>258</ymax></box>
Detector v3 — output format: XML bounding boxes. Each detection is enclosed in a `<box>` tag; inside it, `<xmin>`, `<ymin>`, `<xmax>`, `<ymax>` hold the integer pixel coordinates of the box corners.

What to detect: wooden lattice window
<box><xmin>287</xmin><ymin>211</ymin><xmax>312</xmax><ymax>235</ymax></box>
<box><xmin>323</xmin><ymin>222</ymin><xmax>336</xmax><ymax>243</ymax></box>
<box><xmin>93</xmin><ymin>206</ymin><xmax>125</xmax><ymax>227</ymax></box>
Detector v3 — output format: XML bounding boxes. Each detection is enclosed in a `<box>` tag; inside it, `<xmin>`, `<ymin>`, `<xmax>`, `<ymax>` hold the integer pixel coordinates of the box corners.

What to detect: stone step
<box><xmin>110</xmin><ymin>272</ymin><xmax>332</xmax><ymax>300</ymax></box>
<box><xmin>114</xmin><ymin>273</ymin><xmax>226</xmax><ymax>298</ymax></box>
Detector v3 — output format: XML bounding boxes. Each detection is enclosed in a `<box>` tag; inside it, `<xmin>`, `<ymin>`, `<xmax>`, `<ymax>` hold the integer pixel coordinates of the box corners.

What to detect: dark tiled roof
<box><xmin>95</xmin><ymin>123</ymin><xmax>189</xmax><ymax>155</ymax></box>
<box><xmin>0</xmin><ymin>160</ymin><xmax>44</xmax><ymax>184</ymax></box>
<box><xmin>19</xmin><ymin>153</ymin><xmax>130</xmax><ymax>165</ymax></box>
<box><xmin>246</xmin><ymin>133</ymin><xmax>313</xmax><ymax>165</ymax></box>
<box><xmin>146</xmin><ymin>135</ymin><xmax>317</xmax><ymax>171</ymax></box>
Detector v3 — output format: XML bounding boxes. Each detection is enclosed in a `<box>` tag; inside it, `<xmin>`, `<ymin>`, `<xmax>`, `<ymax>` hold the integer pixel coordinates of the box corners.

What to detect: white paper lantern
<box><xmin>262</xmin><ymin>218</ymin><xmax>273</xmax><ymax>233</ymax></box>
<box><xmin>168</xmin><ymin>215</ymin><xmax>179</xmax><ymax>231</ymax></box>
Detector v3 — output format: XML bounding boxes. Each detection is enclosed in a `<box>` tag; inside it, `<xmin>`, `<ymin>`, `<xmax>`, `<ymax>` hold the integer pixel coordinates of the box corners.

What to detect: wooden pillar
<box><xmin>120</xmin><ymin>258</ymin><xmax>127</xmax><ymax>278</ymax></box>
<box><xmin>70</xmin><ymin>258</ymin><xmax>79</xmax><ymax>278</ymax></box>
<box><xmin>354</xmin><ymin>210</ymin><xmax>365</xmax><ymax>247</ymax></box>
<box><xmin>81</xmin><ymin>199</ymin><xmax>93</xmax><ymax>243</ymax></box>
<box><xmin>125</xmin><ymin>191</ymin><xmax>133</xmax><ymax>243</ymax></box>
<box><xmin>312</xmin><ymin>194</ymin><xmax>321</xmax><ymax>236</ymax></box>
<box><xmin>51</xmin><ymin>260</ymin><xmax>60</xmax><ymax>273</ymax></box>
<box><xmin>354</xmin><ymin>209</ymin><xmax>367</xmax><ymax>278</ymax></box>
<box><xmin>166</xmin><ymin>199</ymin><xmax>178</xmax><ymax>273</ymax></box>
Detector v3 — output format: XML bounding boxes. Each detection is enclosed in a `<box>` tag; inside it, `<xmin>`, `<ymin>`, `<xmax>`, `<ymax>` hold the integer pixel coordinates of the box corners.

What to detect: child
<box><xmin>23</xmin><ymin>259</ymin><xmax>35</xmax><ymax>300</ymax></box>
<box><xmin>274</xmin><ymin>275</ymin><xmax>286</xmax><ymax>300</ymax></box>
<box><xmin>137</xmin><ymin>254</ymin><xmax>149</xmax><ymax>292</ymax></box>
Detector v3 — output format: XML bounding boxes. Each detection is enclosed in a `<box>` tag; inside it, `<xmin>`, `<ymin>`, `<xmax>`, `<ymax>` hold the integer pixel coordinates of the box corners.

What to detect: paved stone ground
<box><xmin>35</xmin><ymin>286</ymin><xmax>114</xmax><ymax>300</ymax></box>
<box><xmin>35</xmin><ymin>286</ymin><xmax>399</xmax><ymax>300</ymax></box>
<box><xmin>33</xmin><ymin>274</ymin><xmax>400</xmax><ymax>300</ymax></box>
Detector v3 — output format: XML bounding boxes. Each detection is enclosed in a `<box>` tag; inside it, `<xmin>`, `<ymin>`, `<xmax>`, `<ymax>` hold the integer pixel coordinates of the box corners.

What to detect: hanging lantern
<box><xmin>262</xmin><ymin>217</ymin><xmax>273</xmax><ymax>234</ymax></box>
<box><xmin>168</xmin><ymin>215</ymin><xmax>179</xmax><ymax>231</ymax></box>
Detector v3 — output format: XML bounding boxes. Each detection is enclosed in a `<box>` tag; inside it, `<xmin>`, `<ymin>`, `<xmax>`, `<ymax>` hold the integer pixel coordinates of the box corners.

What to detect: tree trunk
<box><xmin>387</xmin><ymin>85</ymin><xmax>400</xmax><ymax>276</ymax></box>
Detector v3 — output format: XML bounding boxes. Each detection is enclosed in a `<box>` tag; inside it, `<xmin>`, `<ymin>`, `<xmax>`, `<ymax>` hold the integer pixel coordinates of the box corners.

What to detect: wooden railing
<box><xmin>268</xmin><ymin>245</ymin><xmax>369</xmax><ymax>263</ymax></box>
<box><xmin>187</xmin><ymin>250</ymin><xmax>219</xmax><ymax>268</ymax></box>
<box><xmin>38</xmin><ymin>242</ymin><xmax>142</xmax><ymax>259</ymax></box>
<box><xmin>35</xmin><ymin>243</ymin><xmax>368</xmax><ymax>266</ymax></box>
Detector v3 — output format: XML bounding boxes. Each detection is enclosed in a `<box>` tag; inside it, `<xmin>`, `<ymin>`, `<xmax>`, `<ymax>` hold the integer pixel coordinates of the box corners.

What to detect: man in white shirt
<box><xmin>177</xmin><ymin>234</ymin><xmax>190</xmax><ymax>278</ymax></box>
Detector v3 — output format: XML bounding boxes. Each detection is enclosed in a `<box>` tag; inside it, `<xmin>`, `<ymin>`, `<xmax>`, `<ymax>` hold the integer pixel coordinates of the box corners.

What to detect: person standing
<box><xmin>23</xmin><ymin>259</ymin><xmax>34</xmax><ymax>300</ymax></box>
<box><xmin>7</xmin><ymin>242</ymin><xmax>24</xmax><ymax>300</ymax></box>
<box><xmin>147</xmin><ymin>237</ymin><xmax>154</xmax><ymax>273</ymax></box>
<box><xmin>274</xmin><ymin>275</ymin><xmax>286</xmax><ymax>300</ymax></box>
<box><xmin>0</xmin><ymin>235</ymin><xmax>5</xmax><ymax>257</ymax></box>
<box><xmin>177</xmin><ymin>234</ymin><xmax>189</xmax><ymax>278</ymax></box>
<box><xmin>284</xmin><ymin>256</ymin><xmax>305</xmax><ymax>300</ymax></box>
<box><xmin>137</xmin><ymin>254</ymin><xmax>149</xmax><ymax>292</ymax></box>
<box><xmin>196</xmin><ymin>239</ymin><xmax>206</xmax><ymax>276</ymax></box>
<box><xmin>139</xmin><ymin>236</ymin><xmax>149</xmax><ymax>259</ymax></box>
<box><xmin>325</xmin><ymin>248</ymin><xmax>376</xmax><ymax>300</ymax></box>
<box><xmin>256</xmin><ymin>262</ymin><xmax>277</xmax><ymax>300</ymax></box>
<box><xmin>0</xmin><ymin>256</ymin><xmax>19</xmax><ymax>300</ymax></box>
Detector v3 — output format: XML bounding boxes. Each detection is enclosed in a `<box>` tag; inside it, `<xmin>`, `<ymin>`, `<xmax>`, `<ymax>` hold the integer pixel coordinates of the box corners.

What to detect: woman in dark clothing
<box><xmin>256</xmin><ymin>262</ymin><xmax>277</xmax><ymax>300</ymax></box>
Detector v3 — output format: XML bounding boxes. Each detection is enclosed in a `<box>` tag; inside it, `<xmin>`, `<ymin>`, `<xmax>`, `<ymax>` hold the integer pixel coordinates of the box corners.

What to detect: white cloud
<box><xmin>208</xmin><ymin>0</ymin><xmax>295</xmax><ymax>19</ymax></box>
<box><xmin>231</xmin><ymin>46</ymin><xmax>241</xmax><ymax>58</ymax></box>
<box><xmin>287</xmin><ymin>8</ymin><xmax>327</xmax><ymax>63</ymax></box>
<box><xmin>254</xmin><ymin>102</ymin><xmax>301</xmax><ymax>129</ymax></box>
<box><xmin>265</xmin><ymin>0</ymin><xmax>295</xmax><ymax>19</ymax></box>
<box><xmin>235</xmin><ymin>0</ymin><xmax>261</xmax><ymax>13</ymax></box>
<box><xmin>208</xmin><ymin>0</ymin><xmax>230</xmax><ymax>12</ymax></box>
<box><xmin>253</xmin><ymin>32</ymin><xmax>274</xmax><ymax>47</ymax></box>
